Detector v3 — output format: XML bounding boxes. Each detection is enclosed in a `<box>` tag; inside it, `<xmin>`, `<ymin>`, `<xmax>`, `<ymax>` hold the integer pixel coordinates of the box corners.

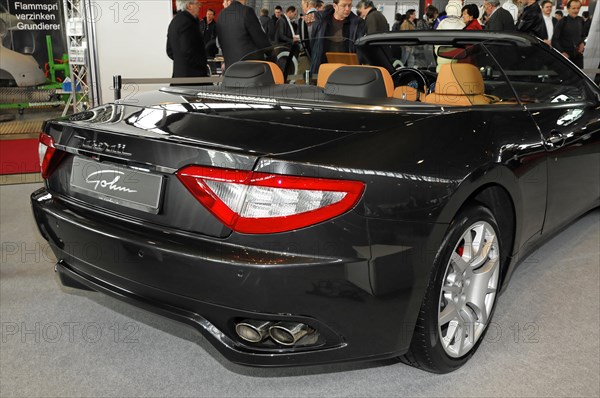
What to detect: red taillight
<box><xmin>176</xmin><ymin>166</ymin><xmax>365</xmax><ymax>234</ymax></box>
<box><xmin>39</xmin><ymin>132</ymin><xmax>64</xmax><ymax>179</ymax></box>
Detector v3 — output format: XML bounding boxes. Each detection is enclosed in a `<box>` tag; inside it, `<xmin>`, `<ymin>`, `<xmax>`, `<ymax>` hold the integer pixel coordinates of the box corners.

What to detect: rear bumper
<box><xmin>31</xmin><ymin>187</ymin><xmax>441</xmax><ymax>366</ymax></box>
<box><xmin>54</xmin><ymin>259</ymin><xmax>354</xmax><ymax>366</ymax></box>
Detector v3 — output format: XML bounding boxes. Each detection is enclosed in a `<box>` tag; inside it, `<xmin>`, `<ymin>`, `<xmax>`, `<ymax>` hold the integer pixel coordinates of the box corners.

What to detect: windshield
<box><xmin>224</xmin><ymin>35</ymin><xmax>502</xmax><ymax>104</ymax></box>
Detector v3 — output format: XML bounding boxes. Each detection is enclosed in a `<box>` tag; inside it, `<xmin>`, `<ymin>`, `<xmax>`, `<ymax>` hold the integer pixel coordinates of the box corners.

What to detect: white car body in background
<box><xmin>0</xmin><ymin>12</ymin><xmax>46</xmax><ymax>87</ymax></box>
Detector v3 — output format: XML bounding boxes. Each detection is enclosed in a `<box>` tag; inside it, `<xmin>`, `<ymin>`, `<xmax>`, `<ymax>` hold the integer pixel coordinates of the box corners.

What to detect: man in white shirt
<box><xmin>275</xmin><ymin>5</ymin><xmax>300</xmax><ymax>44</ymax></box>
<box><xmin>541</xmin><ymin>0</ymin><xmax>555</xmax><ymax>45</ymax></box>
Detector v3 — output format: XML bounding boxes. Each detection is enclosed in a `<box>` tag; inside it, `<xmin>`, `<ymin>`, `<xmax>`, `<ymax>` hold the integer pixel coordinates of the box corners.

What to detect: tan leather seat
<box><xmin>325</xmin><ymin>52</ymin><xmax>360</xmax><ymax>65</ymax></box>
<box><xmin>424</xmin><ymin>63</ymin><xmax>491</xmax><ymax>106</ymax></box>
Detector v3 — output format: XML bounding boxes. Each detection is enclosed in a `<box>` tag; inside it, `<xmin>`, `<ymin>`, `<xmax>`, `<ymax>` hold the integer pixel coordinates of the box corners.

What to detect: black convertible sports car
<box><xmin>32</xmin><ymin>32</ymin><xmax>599</xmax><ymax>373</ymax></box>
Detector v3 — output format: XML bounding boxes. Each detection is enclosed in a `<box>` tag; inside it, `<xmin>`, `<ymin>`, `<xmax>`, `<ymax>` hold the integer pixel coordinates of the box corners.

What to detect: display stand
<box><xmin>62</xmin><ymin>0</ymin><xmax>99</xmax><ymax>114</ymax></box>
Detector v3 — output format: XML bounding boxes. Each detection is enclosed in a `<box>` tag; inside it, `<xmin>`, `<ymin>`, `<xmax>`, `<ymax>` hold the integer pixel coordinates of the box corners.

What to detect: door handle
<box><xmin>546</xmin><ymin>131</ymin><xmax>565</xmax><ymax>145</ymax></box>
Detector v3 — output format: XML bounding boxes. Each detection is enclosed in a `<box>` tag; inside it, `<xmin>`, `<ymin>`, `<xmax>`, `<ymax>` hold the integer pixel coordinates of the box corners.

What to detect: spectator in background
<box><xmin>516</xmin><ymin>0</ymin><xmax>547</xmax><ymax>38</ymax></box>
<box><xmin>267</xmin><ymin>5</ymin><xmax>283</xmax><ymax>42</ymax></box>
<box><xmin>275</xmin><ymin>5</ymin><xmax>299</xmax><ymax>44</ymax></box>
<box><xmin>302</xmin><ymin>0</ymin><xmax>319</xmax><ymax>18</ymax></box>
<box><xmin>401</xmin><ymin>9</ymin><xmax>417</xmax><ymax>30</ymax></box>
<box><xmin>215</xmin><ymin>0</ymin><xmax>230</xmax><ymax>68</ymax></box>
<box><xmin>552</xmin><ymin>0</ymin><xmax>585</xmax><ymax>68</ymax></box>
<box><xmin>316</xmin><ymin>0</ymin><xmax>325</xmax><ymax>11</ymax></box>
<box><xmin>400</xmin><ymin>9</ymin><xmax>417</xmax><ymax>66</ymax></box>
<box><xmin>216</xmin><ymin>0</ymin><xmax>271</xmax><ymax>69</ymax></box>
<box><xmin>416</xmin><ymin>5</ymin><xmax>438</xmax><ymax>30</ymax></box>
<box><xmin>415</xmin><ymin>6</ymin><xmax>438</xmax><ymax>68</ymax></box>
<box><xmin>309</xmin><ymin>0</ymin><xmax>365</xmax><ymax>74</ymax></box>
<box><xmin>483</xmin><ymin>0</ymin><xmax>516</xmax><ymax>30</ymax></box>
<box><xmin>390</xmin><ymin>13</ymin><xmax>404</xmax><ymax>61</ymax></box>
<box><xmin>541</xmin><ymin>0</ymin><xmax>556</xmax><ymax>45</ymax></box>
<box><xmin>259</xmin><ymin>8</ymin><xmax>271</xmax><ymax>33</ymax></box>
<box><xmin>299</xmin><ymin>0</ymin><xmax>318</xmax><ymax>56</ymax></box>
<box><xmin>391</xmin><ymin>13</ymin><xmax>404</xmax><ymax>31</ymax></box>
<box><xmin>433</xmin><ymin>11</ymin><xmax>447</xmax><ymax>28</ymax></box>
<box><xmin>502</xmin><ymin>0</ymin><xmax>519</xmax><ymax>24</ymax></box>
<box><xmin>199</xmin><ymin>9</ymin><xmax>218</xmax><ymax>57</ymax></box>
<box><xmin>166</xmin><ymin>0</ymin><xmax>209</xmax><ymax>82</ymax></box>
<box><xmin>555</xmin><ymin>10</ymin><xmax>563</xmax><ymax>21</ymax></box>
<box><xmin>462</xmin><ymin>4</ymin><xmax>483</xmax><ymax>29</ymax></box>
<box><xmin>357</xmin><ymin>0</ymin><xmax>389</xmax><ymax>34</ymax></box>
<box><xmin>582</xmin><ymin>11</ymin><xmax>591</xmax><ymax>38</ymax></box>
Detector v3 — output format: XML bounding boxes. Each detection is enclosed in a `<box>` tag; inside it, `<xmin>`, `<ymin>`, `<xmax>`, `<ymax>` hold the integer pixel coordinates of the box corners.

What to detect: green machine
<box><xmin>0</xmin><ymin>35</ymin><xmax>73</xmax><ymax>114</ymax></box>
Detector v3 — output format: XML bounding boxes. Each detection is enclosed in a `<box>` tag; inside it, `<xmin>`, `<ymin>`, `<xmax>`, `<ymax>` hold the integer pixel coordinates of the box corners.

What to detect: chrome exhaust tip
<box><xmin>235</xmin><ymin>319</ymin><xmax>274</xmax><ymax>343</ymax></box>
<box><xmin>269</xmin><ymin>322</ymin><xmax>310</xmax><ymax>346</ymax></box>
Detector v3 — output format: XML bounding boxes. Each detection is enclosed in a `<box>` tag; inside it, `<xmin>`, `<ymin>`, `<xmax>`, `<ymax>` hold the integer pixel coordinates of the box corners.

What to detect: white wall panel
<box><xmin>91</xmin><ymin>0</ymin><xmax>172</xmax><ymax>104</ymax></box>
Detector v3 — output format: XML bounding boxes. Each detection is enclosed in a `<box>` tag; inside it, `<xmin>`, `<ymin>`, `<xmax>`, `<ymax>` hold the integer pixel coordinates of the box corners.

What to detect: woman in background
<box><xmin>462</xmin><ymin>4</ymin><xmax>483</xmax><ymax>30</ymax></box>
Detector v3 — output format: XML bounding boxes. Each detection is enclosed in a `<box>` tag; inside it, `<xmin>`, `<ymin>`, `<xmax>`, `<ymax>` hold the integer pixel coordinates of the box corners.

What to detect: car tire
<box><xmin>400</xmin><ymin>204</ymin><xmax>504</xmax><ymax>373</ymax></box>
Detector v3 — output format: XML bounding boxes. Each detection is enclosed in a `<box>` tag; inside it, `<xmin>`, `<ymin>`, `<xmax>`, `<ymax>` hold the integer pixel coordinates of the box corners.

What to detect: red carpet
<box><xmin>0</xmin><ymin>138</ymin><xmax>40</xmax><ymax>175</ymax></box>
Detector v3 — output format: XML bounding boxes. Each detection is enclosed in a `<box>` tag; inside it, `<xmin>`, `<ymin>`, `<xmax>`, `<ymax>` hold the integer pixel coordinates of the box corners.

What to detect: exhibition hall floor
<box><xmin>1</xmin><ymin>182</ymin><xmax>598</xmax><ymax>397</ymax></box>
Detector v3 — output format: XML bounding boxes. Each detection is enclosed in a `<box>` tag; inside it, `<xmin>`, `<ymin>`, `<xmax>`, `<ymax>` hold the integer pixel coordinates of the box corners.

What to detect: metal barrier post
<box><xmin>113</xmin><ymin>75</ymin><xmax>122</xmax><ymax>100</ymax></box>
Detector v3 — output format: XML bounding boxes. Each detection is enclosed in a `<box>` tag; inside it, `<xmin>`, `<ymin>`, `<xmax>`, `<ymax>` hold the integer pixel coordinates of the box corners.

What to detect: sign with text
<box><xmin>9</xmin><ymin>0</ymin><xmax>61</xmax><ymax>30</ymax></box>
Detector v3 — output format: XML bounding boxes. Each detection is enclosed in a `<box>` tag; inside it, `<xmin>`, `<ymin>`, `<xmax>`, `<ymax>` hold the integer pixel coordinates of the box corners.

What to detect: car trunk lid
<box><xmin>41</xmin><ymin>97</ymin><xmax>405</xmax><ymax>238</ymax></box>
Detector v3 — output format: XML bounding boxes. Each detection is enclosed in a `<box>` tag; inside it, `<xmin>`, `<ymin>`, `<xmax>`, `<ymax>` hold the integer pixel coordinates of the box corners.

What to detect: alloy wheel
<box><xmin>437</xmin><ymin>221</ymin><xmax>500</xmax><ymax>358</ymax></box>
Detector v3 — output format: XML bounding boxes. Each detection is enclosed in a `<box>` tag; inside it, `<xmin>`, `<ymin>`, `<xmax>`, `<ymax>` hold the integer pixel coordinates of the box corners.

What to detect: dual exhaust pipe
<box><xmin>235</xmin><ymin>319</ymin><xmax>315</xmax><ymax>346</ymax></box>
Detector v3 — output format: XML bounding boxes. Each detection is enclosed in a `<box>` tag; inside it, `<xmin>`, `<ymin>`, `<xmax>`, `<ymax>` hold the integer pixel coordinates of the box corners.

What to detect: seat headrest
<box><xmin>424</xmin><ymin>63</ymin><xmax>490</xmax><ymax>106</ymax></box>
<box><xmin>223</xmin><ymin>61</ymin><xmax>284</xmax><ymax>88</ymax></box>
<box><xmin>324</xmin><ymin>66</ymin><xmax>394</xmax><ymax>98</ymax></box>
<box><xmin>435</xmin><ymin>63</ymin><xmax>484</xmax><ymax>96</ymax></box>
<box><xmin>317</xmin><ymin>63</ymin><xmax>345</xmax><ymax>88</ymax></box>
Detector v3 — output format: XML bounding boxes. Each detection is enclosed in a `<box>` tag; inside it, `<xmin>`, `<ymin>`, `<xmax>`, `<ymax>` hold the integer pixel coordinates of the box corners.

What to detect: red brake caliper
<box><xmin>456</xmin><ymin>241</ymin><xmax>464</xmax><ymax>257</ymax></box>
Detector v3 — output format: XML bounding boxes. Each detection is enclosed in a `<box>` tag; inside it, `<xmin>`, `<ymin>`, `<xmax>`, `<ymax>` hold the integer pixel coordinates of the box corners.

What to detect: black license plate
<box><xmin>70</xmin><ymin>157</ymin><xmax>164</xmax><ymax>214</ymax></box>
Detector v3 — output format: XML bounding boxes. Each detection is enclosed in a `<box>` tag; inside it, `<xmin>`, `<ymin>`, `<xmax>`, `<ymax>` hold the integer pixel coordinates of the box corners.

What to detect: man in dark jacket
<box><xmin>555</xmin><ymin>10</ymin><xmax>563</xmax><ymax>21</ymax></box>
<box><xmin>199</xmin><ymin>9</ymin><xmax>218</xmax><ymax>57</ymax></box>
<box><xmin>541</xmin><ymin>0</ymin><xmax>556</xmax><ymax>44</ymax></box>
<box><xmin>216</xmin><ymin>0</ymin><xmax>271</xmax><ymax>70</ymax></box>
<box><xmin>166</xmin><ymin>0</ymin><xmax>208</xmax><ymax>80</ymax></box>
<box><xmin>275</xmin><ymin>6</ymin><xmax>299</xmax><ymax>44</ymax></box>
<box><xmin>552</xmin><ymin>0</ymin><xmax>585</xmax><ymax>68</ymax></box>
<box><xmin>310</xmin><ymin>0</ymin><xmax>365</xmax><ymax>74</ymax></box>
<box><xmin>267</xmin><ymin>6</ymin><xmax>283</xmax><ymax>43</ymax></box>
<box><xmin>516</xmin><ymin>0</ymin><xmax>547</xmax><ymax>38</ymax></box>
<box><xmin>259</xmin><ymin>8</ymin><xmax>271</xmax><ymax>33</ymax></box>
<box><xmin>483</xmin><ymin>0</ymin><xmax>515</xmax><ymax>31</ymax></box>
<box><xmin>582</xmin><ymin>11</ymin><xmax>591</xmax><ymax>38</ymax></box>
<box><xmin>356</xmin><ymin>0</ymin><xmax>389</xmax><ymax>34</ymax></box>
